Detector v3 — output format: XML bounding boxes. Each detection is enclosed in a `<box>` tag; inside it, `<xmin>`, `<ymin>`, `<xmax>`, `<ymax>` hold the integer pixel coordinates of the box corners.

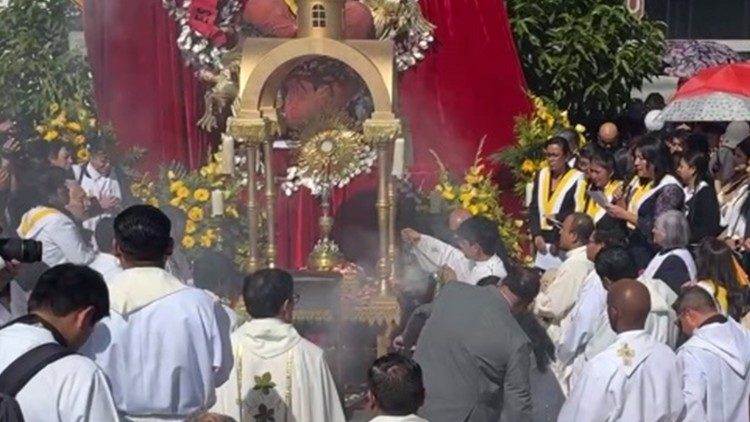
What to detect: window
<box><xmin>312</xmin><ymin>4</ymin><xmax>326</xmax><ymax>28</ymax></box>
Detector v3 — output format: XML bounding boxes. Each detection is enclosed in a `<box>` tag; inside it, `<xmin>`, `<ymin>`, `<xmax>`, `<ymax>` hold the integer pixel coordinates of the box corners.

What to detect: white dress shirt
<box><xmin>0</xmin><ymin>322</ymin><xmax>120</xmax><ymax>421</ymax></box>
<box><xmin>559</xmin><ymin>330</ymin><xmax>685</xmax><ymax>422</ymax></box>
<box><xmin>82</xmin><ymin>267</ymin><xmax>233</xmax><ymax>420</ymax></box>
<box><xmin>412</xmin><ymin>234</ymin><xmax>507</xmax><ymax>284</ymax></box>
<box><xmin>678</xmin><ymin>318</ymin><xmax>750</xmax><ymax>422</ymax></box>
<box><xmin>17</xmin><ymin>206</ymin><xmax>95</xmax><ymax>267</ymax></box>
<box><xmin>370</xmin><ymin>415</ymin><xmax>429</xmax><ymax>422</ymax></box>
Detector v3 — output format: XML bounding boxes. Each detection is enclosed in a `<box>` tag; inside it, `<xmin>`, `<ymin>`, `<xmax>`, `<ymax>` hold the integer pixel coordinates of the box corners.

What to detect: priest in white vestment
<box><xmin>0</xmin><ymin>264</ymin><xmax>120</xmax><ymax>421</ymax></box>
<box><xmin>82</xmin><ymin>205</ymin><xmax>233</xmax><ymax>420</ymax></box>
<box><xmin>559</xmin><ymin>280</ymin><xmax>685</xmax><ymax>422</ymax></box>
<box><xmin>674</xmin><ymin>286</ymin><xmax>750</xmax><ymax>422</ymax></box>
<box><xmin>212</xmin><ymin>268</ymin><xmax>345</xmax><ymax>422</ymax></box>
<box><xmin>401</xmin><ymin>215</ymin><xmax>508</xmax><ymax>285</ymax></box>
<box><xmin>534</xmin><ymin>213</ymin><xmax>595</xmax><ymax>344</ymax></box>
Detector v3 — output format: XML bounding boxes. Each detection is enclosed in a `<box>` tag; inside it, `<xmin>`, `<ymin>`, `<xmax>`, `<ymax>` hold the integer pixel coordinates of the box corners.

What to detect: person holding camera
<box><xmin>17</xmin><ymin>168</ymin><xmax>95</xmax><ymax>267</ymax></box>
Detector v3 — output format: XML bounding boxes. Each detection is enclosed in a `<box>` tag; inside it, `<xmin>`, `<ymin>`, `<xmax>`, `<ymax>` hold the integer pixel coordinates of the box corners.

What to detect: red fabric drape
<box><xmin>400</xmin><ymin>0</ymin><xmax>531</xmax><ymax>177</ymax></box>
<box><xmin>83</xmin><ymin>0</ymin><xmax>215</xmax><ymax>169</ymax></box>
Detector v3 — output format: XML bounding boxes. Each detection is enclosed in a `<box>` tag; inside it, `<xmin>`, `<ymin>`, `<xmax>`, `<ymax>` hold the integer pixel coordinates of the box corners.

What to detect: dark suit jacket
<box><xmin>414</xmin><ymin>283</ymin><xmax>532</xmax><ymax>421</ymax></box>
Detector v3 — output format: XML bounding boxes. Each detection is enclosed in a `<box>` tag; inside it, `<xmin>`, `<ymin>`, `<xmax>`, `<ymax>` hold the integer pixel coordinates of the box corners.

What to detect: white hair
<box><xmin>655</xmin><ymin>210</ymin><xmax>690</xmax><ymax>249</ymax></box>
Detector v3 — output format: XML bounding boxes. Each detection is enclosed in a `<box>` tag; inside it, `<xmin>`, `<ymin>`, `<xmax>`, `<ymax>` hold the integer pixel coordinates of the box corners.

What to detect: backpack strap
<box><xmin>0</xmin><ymin>343</ymin><xmax>72</xmax><ymax>397</ymax></box>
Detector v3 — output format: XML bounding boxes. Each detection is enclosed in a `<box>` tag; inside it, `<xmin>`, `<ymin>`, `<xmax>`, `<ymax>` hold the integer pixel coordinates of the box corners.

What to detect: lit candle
<box><xmin>221</xmin><ymin>135</ymin><xmax>235</xmax><ymax>176</ymax></box>
<box><xmin>391</xmin><ymin>137</ymin><xmax>405</xmax><ymax>178</ymax></box>
<box><xmin>211</xmin><ymin>189</ymin><xmax>225</xmax><ymax>217</ymax></box>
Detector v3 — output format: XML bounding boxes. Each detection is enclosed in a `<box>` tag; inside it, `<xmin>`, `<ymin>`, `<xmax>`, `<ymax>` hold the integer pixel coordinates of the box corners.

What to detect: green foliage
<box><xmin>507</xmin><ymin>0</ymin><xmax>665</xmax><ymax>125</ymax></box>
<box><xmin>0</xmin><ymin>0</ymin><xmax>92</xmax><ymax>135</ymax></box>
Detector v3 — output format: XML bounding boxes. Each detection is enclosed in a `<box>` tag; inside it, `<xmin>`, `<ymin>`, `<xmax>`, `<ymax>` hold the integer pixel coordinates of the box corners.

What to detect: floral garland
<box><xmin>34</xmin><ymin>101</ymin><xmax>113</xmax><ymax>163</ymax></box>
<box><xmin>130</xmin><ymin>154</ymin><xmax>250</xmax><ymax>267</ymax></box>
<box><xmin>162</xmin><ymin>0</ymin><xmax>243</xmax><ymax>72</ymax></box>
<box><xmin>433</xmin><ymin>140</ymin><xmax>526</xmax><ymax>261</ymax></box>
<box><xmin>492</xmin><ymin>95</ymin><xmax>586</xmax><ymax>197</ymax></box>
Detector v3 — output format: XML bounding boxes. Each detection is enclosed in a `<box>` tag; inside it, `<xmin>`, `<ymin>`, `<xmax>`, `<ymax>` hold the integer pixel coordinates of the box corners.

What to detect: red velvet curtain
<box><xmin>83</xmin><ymin>0</ymin><xmax>215</xmax><ymax>170</ymax></box>
<box><xmin>400</xmin><ymin>0</ymin><xmax>531</xmax><ymax>177</ymax></box>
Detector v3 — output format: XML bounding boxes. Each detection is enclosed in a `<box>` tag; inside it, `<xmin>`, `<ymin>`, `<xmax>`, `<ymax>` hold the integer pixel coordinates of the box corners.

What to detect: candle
<box><xmin>391</xmin><ymin>137</ymin><xmax>405</xmax><ymax>178</ymax></box>
<box><xmin>221</xmin><ymin>135</ymin><xmax>235</xmax><ymax>176</ymax></box>
<box><xmin>211</xmin><ymin>189</ymin><xmax>225</xmax><ymax>216</ymax></box>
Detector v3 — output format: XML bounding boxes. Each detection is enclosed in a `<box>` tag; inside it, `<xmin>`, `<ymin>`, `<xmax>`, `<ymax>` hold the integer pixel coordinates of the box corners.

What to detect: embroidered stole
<box><xmin>18</xmin><ymin>206</ymin><xmax>61</xmax><ymax>238</ymax></box>
<box><xmin>536</xmin><ymin>167</ymin><xmax>583</xmax><ymax>231</ymax></box>
<box><xmin>583</xmin><ymin>180</ymin><xmax>623</xmax><ymax>223</ymax></box>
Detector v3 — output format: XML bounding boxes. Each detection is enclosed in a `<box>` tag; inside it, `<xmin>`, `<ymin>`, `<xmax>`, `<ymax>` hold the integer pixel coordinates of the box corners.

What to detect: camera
<box><xmin>0</xmin><ymin>238</ymin><xmax>42</xmax><ymax>263</ymax></box>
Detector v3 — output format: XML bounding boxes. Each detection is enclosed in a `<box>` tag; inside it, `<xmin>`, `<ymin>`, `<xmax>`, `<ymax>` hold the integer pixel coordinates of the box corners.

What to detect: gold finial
<box><xmin>296</xmin><ymin>0</ymin><xmax>345</xmax><ymax>39</ymax></box>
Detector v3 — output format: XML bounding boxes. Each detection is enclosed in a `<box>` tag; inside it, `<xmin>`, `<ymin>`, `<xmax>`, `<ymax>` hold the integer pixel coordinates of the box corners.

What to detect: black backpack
<box><xmin>0</xmin><ymin>343</ymin><xmax>72</xmax><ymax>422</ymax></box>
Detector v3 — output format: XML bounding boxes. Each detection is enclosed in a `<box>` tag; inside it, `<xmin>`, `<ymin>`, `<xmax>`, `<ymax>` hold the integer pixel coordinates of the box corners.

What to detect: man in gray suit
<box><xmin>414</xmin><ymin>267</ymin><xmax>539</xmax><ymax>421</ymax></box>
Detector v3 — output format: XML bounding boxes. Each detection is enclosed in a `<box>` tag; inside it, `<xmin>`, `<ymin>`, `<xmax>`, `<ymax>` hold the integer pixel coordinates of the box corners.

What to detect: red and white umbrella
<box><xmin>660</xmin><ymin>63</ymin><xmax>750</xmax><ymax>122</ymax></box>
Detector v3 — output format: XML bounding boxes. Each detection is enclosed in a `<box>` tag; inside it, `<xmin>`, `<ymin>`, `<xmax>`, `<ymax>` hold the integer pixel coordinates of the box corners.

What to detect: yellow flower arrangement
<box><xmin>226</xmin><ymin>205</ymin><xmax>239</xmax><ymax>218</ymax></box>
<box><xmin>147</xmin><ymin>197</ymin><xmax>160</xmax><ymax>207</ymax></box>
<box><xmin>169</xmin><ymin>197</ymin><xmax>183</xmax><ymax>208</ymax></box>
<box><xmin>185</xmin><ymin>220</ymin><xmax>197</xmax><ymax>235</ymax></box>
<box><xmin>73</xmin><ymin>135</ymin><xmax>86</xmax><ymax>145</ymax></box>
<box><xmin>182</xmin><ymin>235</ymin><xmax>196</xmax><ymax>249</ymax></box>
<box><xmin>66</xmin><ymin>122</ymin><xmax>82</xmax><ymax>132</ymax></box>
<box><xmin>521</xmin><ymin>159</ymin><xmax>536</xmax><ymax>174</ymax></box>
<box><xmin>36</xmin><ymin>101</ymin><xmax>108</xmax><ymax>164</ymax></box>
<box><xmin>76</xmin><ymin>148</ymin><xmax>89</xmax><ymax>161</ymax></box>
<box><xmin>200</xmin><ymin>229</ymin><xmax>218</xmax><ymax>248</ymax></box>
<box><xmin>187</xmin><ymin>206</ymin><xmax>204</xmax><ymax>222</ymax></box>
<box><xmin>193</xmin><ymin>188</ymin><xmax>210</xmax><ymax>202</ymax></box>
<box><xmin>431</xmin><ymin>140</ymin><xmax>526</xmax><ymax>260</ymax></box>
<box><xmin>177</xmin><ymin>186</ymin><xmax>190</xmax><ymax>200</ymax></box>
<box><xmin>43</xmin><ymin>130</ymin><xmax>59</xmax><ymax>141</ymax></box>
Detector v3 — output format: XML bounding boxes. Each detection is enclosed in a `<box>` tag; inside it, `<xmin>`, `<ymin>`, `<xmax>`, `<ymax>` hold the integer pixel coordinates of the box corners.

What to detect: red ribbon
<box><xmin>188</xmin><ymin>0</ymin><xmax>228</xmax><ymax>47</ymax></box>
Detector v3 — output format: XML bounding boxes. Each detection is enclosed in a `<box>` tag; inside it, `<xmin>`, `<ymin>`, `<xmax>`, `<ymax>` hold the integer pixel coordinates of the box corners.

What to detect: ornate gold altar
<box><xmin>226</xmin><ymin>0</ymin><xmax>401</xmax><ymax>358</ymax></box>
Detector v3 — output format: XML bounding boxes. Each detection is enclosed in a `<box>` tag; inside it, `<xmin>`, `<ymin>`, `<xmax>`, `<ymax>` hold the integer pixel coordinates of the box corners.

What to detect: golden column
<box><xmin>364</xmin><ymin>117</ymin><xmax>400</xmax><ymax>290</ymax></box>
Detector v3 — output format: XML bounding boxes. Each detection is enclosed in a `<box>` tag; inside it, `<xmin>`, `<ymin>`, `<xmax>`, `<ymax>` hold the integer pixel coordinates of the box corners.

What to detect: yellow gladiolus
<box><xmin>182</xmin><ymin>235</ymin><xmax>196</xmax><ymax>249</ymax></box>
<box><xmin>147</xmin><ymin>197</ymin><xmax>160</xmax><ymax>207</ymax></box>
<box><xmin>185</xmin><ymin>220</ymin><xmax>197</xmax><ymax>235</ymax></box>
<box><xmin>193</xmin><ymin>188</ymin><xmax>210</xmax><ymax>202</ymax></box>
<box><xmin>188</xmin><ymin>206</ymin><xmax>204</xmax><ymax>222</ymax></box>
<box><xmin>468</xmin><ymin>204</ymin><xmax>480</xmax><ymax>215</ymax></box>
<box><xmin>465</xmin><ymin>173</ymin><xmax>484</xmax><ymax>184</ymax></box>
<box><xmin>169</xmin><ymin>197</ymin><xmax>182</xmax><ymax>207</ymax></box>
<box><xmin>546</xmin><ymin>116</ymin><xmax>555</xmax><ymax>128</ymax></box>
<box><xmin>226</xmin><ymin>206</ymin><xmax>239</xmax><ymax>218</ymax></box>
<box><xmin>35</xmin><ymin>125</ymin><xmax>45</xmax><ymax>134</ymax></box>
<box><xmin>43</xmin><ymin>130</ymin><xmax>59</xmax><ymax>141</ymax></box>
<box><xmin>200</xmin><ymin>229</ymin><xmax>217</xmax><ymax>248</ymax></box>
<box><xmin>459</xmin><ymin>189</ymin><xmax>477</xmax><ymax>204</ymax></box>
<box><xmin>575</xmin><ymin>124</ymin><xmax>586</xmax><ymax>134</ymax></box>
<box><xmin>521</xmin><ymin>159</ymin><xmax>536</xmax><ymax>174</ymax></box>
<box><xmin>77</xmin><ymin>148</ymin><xmax>89</xmax><ymax>161</ymax></box>
<box><xmin>177</xmin><ymin>186</ymin><xmax>190</xmax><ymax>199</ymax></box>
<box><xmin>73</xmin><ymin>134</ymin><xmax>86</xmax><ymax>145</ymax></box>
<box><xmin>49</xmin><ymin>103</ymin><xmax>60</xmax><ymax>113</ymax></box>
<box><xmin>169</xmin><ymin>180</ymin><xmax>184</xmax><ymax>193</ymax></box>
<box><xmin>441</xmin><ymin>189</ymin><xmax>456</xmax><ymax>201</ymax></box>
<box><xmin>66</xmin><ymin>122</ymin><xmax>82</xmax><ymax>132</ymax></box>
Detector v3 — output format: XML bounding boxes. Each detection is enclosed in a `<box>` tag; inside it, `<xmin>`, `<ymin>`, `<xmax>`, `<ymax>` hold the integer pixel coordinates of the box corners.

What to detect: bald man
<box><xmin>597</xmin><ymin>122</ymin><xmax>620</xmax><ymax>150</ymax></box>
<box><xmin>559</xmin><ymin>280</ymin><xmax>685</xmax><ymax>422</ymax></box>
<box><xmin>675</xmin><ymin>287</ymin><xmax>750</xmax><ymax>422</ymax></box>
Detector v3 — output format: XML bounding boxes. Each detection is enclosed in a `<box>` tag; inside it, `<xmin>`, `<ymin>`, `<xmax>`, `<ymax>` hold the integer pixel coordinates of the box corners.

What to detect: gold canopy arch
<box><xmin>229</xmin><ymin>0</ymin><xmax>401</xmax><ymax>283</ymax></box>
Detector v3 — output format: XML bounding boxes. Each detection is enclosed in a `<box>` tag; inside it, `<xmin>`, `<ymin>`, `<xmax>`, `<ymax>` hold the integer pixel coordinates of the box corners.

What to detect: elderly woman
<box><xmin>607</xmin><ymin>135</ymin><xmax>684</xmax><ymax>269</ymax></box>
<box><xmin>642</xmin><ymin>210</ymin><xmax>697</xmax><ymax>293</ymax></box>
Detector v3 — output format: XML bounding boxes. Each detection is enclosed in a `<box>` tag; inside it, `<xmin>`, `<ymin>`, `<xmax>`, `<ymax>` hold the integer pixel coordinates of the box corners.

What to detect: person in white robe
<box><xmin>212</xmin><ymin>268</ymin><xmax>345</xmax><ymax>422</ymax></box>
<box><xmin>88</xmin><ymin>216</ymin><xmax>123</xmax><ymax>283</ymax></box>
<box><xmin>0</xmin><ymin>260</ymin><xmax>27</xmax><ymax>325</ymax></box>
<box><xmin>674</xmin><ymin>286</ymin><xmax>750</xmax><ymax>422</ymax></box>
<box><xmin>17</xmin><ymin>169</ymin><xmax>95</xmax><ymax>267</ymax></box>
<box><xmin>402</xmin><ymin>215</ymin><xmax>508</xmax><ymax>285</ymax></box>
<box><xmin>559</xmin><ymin>279</ymin><xmax>685</xmax><ymax>422</ymax></box>
<box><xmin>72</xmin><ymin>140</ymin><xmax>122</xmax><ymax>232</ymax></box>
<box><xmin>534</xmin><ymin>213</ymin><xmax>595</xmax><ymax>345</ymax></box>
<box><xmin>81</xmin><ymin>205</ymin><xmax>233</xmax><ymax>420</ymax></box>
<box><xmin>0</xmin><ymin>264</ymin><xmax>120</xmax><ymax>421</ymax></box>
<box><xmin>367</xmin><ymin>354</ymin><xmax>427</xmax><ymax>422</ymax></box>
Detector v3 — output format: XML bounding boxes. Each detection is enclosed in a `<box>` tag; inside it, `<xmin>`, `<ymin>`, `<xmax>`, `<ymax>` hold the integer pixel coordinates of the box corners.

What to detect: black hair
<box><xmin>612</xmin><ymin>147</ymin><xmax>633</xmax><ymax>181</ymax></box>
<box><xmin>635</xmin><ymin>134</ymin><xmax>673</xmax><ymax>183</ymax></box>
<box><xmin>591</xmin><ymin>226</ymin><xmax>628</xmax><ymax>250</ymax></box>
<box><xmin>696</xmin><ymin>238</ymin><xmax>749</xmax><ymax>320</ymax></box>
<box><xmin>86</xmin><ymin>134</ymin><xmax>108</xmax><ymax>154</ymax></box>
<box><xmin>504</xmin><ymin>266</ymin><xmax>541</xmax><ymax>305</ymax></box>
<box><xmin>243</xmin><ymin>268</ymin><xmax>294</xmax><ymax>318</ymax></box>
<box><xmin>455</xmin><ymin>216</ymin><xmax>500</xmax><ymax>257</ymax></box>
<box><xmin>28</xmin><ymin>264</ymin><xmax>109</xmax><ymax>323</ymax></box>
<box><xmin>514</xmin><ymin>312</ymin><xmax>556</xmax><ymax>373</ymax></box>
<box><xmin>367</xmin><ymin>354</ymin><xmax>425</xmax><ymax>416</ymax></box>
<box><xmin>679</xmin><ymin>149</ymin><xmax>712</xmax><ymax>185</ymax></box>
<box><xmin>194</xmin><ymin>250</ymin><xmax>241</xmax><ymax>296</ymax></box>
<box><xmin>594</xmin><ymin>247</ymin><xmax>638</xmax><ymax>282</ymax></box>
<box><xmin>684</xmin><ymin>132</ymin><xmax>709</xmax><ymax>155</ymax></box>
<box><xmin>544</xmin><ymin>136</ymin><xmax>572</xmax><ymax>157</ymax></box>
<box><xmin>35</xmin><ymin>167</ymin><xmax>70</xmax><ymax>210</ymax></box>
<box><xmin>567</xmin><ymin>213</ymin><xmax>594</xmax><ymax>245</ymax></box>
<box><xmin>45</xmin><ymin>140</ymin><xmax>69</xmax><ymax>160</ymax></box>
<box><xmin>588</xmin><ymin>151</ymin><xmax>615</xmax><ymax>174</ymax></box>
<box><xmin>476</xmin><ymin>275</ymin><xmax>501</xmax><ymax>287</ymax></box>
<box><xmin>644</xmin><ymin>93</ymin><xmax>666</xmax><ymax>112</ymax></box>
<box><xmin>114</xmin><ymin>205</ymin><xmax>172</xmax><ymax>261</ymax></box>
<box><xmin>557</xmin><ymin>128</ymin><xmax>581</xmax><ymax>153</ymax></box>
<box><xmin>94</xmin><ymin>217</ymin><xmax>116</xmax><ymax>254</ymax></box>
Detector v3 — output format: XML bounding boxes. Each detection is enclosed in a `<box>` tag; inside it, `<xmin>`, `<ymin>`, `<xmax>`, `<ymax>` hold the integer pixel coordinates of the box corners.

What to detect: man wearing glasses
<box><xmin>212</xmin><ymin>268</ymin><xmax>345</xmax><ymax>422</ymax></box>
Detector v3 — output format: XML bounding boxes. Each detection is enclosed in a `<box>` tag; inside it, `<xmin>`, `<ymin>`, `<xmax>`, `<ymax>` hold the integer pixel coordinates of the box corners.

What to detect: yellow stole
<box><xmin>18</xmin><ymin>206</ymin><xmax>61</xmax><ymax>238</ymax></box>
<box><xmin>584</xmin><ymin>180</ymin><xmax>623</xmax><ymax>222</ymax></box>
<box><xmin>538</xmin><ymin>167</ymin><xmax>582</xmax><ymax>231</ymax></box>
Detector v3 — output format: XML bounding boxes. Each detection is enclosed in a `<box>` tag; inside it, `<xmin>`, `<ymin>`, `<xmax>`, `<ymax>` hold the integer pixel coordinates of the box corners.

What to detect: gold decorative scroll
<box><xmin>363</xmin><ymin>118</ymin><xmax>401</xmax><ymax>145</ymax></box>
